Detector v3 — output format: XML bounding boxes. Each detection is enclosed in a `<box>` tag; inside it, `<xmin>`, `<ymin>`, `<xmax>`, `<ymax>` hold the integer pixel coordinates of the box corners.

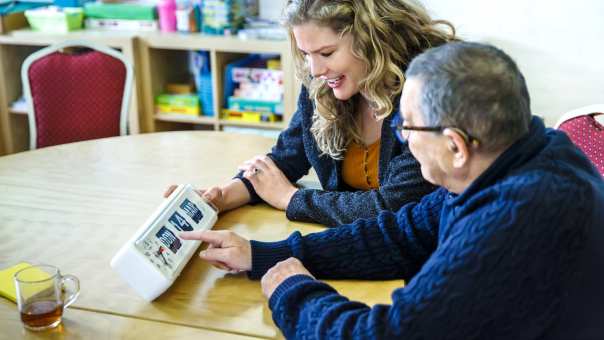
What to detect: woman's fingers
<box><xmin>238</xmin><ymin>155</ymin><xmax>272</xmax><ymax>173</ymax></box>
<box><xmin>163</xmin><ymin>184</ymin><xmax>178</xmax><ymax>198</ymax></box>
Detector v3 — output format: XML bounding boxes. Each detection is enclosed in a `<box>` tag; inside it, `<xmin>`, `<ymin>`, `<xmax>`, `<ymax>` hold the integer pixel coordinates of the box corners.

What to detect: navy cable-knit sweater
<box><xmin>248</xmin><ymin>117</ymin><xmax>604</xmax><ymax>339</ymax></box>
<box><xmin>236</xmin><ymin>86</ymin><xmax>436</xmax><ymax>226</ymax></box>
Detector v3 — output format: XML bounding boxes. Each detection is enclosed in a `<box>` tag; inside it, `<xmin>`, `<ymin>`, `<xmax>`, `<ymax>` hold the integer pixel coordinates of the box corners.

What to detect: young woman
<box><xmin>166</xmin><ymin>0</ymin><xmax>455</xmax><ymax>226</ymax></box>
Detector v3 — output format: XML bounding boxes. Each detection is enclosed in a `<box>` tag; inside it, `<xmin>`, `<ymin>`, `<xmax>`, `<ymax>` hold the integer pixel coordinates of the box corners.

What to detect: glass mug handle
<box><xmin>61</xmin><ymin>274</ymin><xmax>80</xmax><ymax>308</ymax></box>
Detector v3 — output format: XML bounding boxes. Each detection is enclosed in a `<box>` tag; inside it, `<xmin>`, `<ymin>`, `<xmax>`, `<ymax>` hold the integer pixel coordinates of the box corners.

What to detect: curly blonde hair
<box><xmin>283</xmin><ymin>0</ymin><xmax>456</xmax><ymax>158</ymax></box>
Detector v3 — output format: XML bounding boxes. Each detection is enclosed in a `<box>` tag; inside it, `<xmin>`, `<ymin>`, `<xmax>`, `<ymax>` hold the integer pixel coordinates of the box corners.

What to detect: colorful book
<box><xmin>85</xmin><ymin>18</ymin><xmax>158</xmax><ymax>32</ymax></box>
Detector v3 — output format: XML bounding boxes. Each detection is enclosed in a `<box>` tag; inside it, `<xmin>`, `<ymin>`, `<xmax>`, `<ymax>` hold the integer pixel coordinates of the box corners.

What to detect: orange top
<box><xmin>342</xmin><ymin>139</ymin><xmax>381</xmax><ymax>190</ymax></box>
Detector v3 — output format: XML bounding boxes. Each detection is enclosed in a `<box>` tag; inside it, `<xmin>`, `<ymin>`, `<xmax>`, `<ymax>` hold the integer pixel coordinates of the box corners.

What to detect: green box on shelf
<box><xmin>155</xmin><ymin>94</ymin><xmax>200</xmax><ymax>115</ymax></box>
<box><xmin>25</xmin><ymin>7</ymin><xmax>84</xmax><ymax>33</ymax></box>
<box><xmin>156</xmin><ymin>94</ymin><xmax>199</xmax><ymax>106</ymax></box>
<box><xmin>84</xmin><ymin>3</ymin><xmax>157</xmax><ymax>21</ymax></box>
<box><xmin>227</xmin><ymin>97</ymin><xmax>283</xmax><ymax>115</ymax></box>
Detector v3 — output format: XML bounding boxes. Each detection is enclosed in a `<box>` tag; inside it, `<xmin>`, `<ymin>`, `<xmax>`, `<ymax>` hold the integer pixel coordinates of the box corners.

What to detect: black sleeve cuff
<box><xmin>247</xmin><ymin>233</ymin><xmax>300</xmax><ymax>279</ymax></box>
<box><xmin>233</xmin><ymin>173</ymin><xmax>262</xmax><ymax>204</ymax></box>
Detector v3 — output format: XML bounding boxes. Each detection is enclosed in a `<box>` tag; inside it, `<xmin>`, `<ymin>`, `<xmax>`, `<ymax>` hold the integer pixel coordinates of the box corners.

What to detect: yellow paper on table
<box><xmin>0</xmin><ymin>262</ymin><xmax>49</xmax><ymax>303</ymax></box>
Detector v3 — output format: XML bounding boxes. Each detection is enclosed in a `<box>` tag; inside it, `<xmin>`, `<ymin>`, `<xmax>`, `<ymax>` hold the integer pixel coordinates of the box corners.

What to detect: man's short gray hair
<box><xmin>406</xmin><ymin>42</ymin><xmax>532</xmax><ymax>152</ymax></box>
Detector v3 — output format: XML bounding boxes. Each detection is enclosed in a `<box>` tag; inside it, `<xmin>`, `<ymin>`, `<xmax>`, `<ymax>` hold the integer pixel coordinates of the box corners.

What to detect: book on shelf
<box><xmin>155</xmin><ymin>94</ymin><xmax>201</xmax><ymax>116</ymax></box>
<box><xmin>85</xmin><ymin>18</ymin><xmax>158</xmax><ymax>32</ymax></box>
<box><xmin>221</xmin><ymin>109</ymin><xmax>281</xmax><ymax>123</ymax></box>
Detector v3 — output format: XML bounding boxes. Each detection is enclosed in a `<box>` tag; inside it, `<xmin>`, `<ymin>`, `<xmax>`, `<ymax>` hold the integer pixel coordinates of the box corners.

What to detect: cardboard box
<box><xmin>0</xmin><ymin>11</ymin><xmax>28</xmax><ymax>34</ymax></box>
<box><xmin>155</xmin><ymin>94</ymin><xmax>200</xmax><ymax>116</ymax></box>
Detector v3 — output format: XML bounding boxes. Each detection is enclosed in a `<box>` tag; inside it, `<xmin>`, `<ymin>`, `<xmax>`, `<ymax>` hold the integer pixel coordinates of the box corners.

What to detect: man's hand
<box><xmin>261</xmin><ymin>257</ymin><xmax>314</xmax><ymax>299</ymax></box>
<box><xmin>180</xmin><ymin>230</ymin><xmax>252</xmax><ymax>273</ymax></box>
<box><xmin>239</xmin><ymin>155</ymin><xmax>298</xmax><ymax>210</ymax></box>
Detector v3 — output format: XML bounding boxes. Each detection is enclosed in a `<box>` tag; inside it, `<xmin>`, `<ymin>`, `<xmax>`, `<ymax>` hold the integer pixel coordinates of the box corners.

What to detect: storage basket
<box><xmin>25</xmin><ymin>7</ymin><xmax>84</xmax><ymax>33</ymax></box>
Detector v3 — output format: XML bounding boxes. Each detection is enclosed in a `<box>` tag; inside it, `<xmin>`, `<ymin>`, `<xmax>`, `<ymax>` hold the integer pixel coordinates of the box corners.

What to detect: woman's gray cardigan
<box><xmin>237</xmin><ymin>86</ymin><xmax>436</xmax><ymax>226</ymax></box>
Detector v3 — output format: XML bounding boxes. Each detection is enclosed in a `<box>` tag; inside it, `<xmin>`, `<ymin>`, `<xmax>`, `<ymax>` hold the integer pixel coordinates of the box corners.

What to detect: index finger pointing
<box><xmin>179</xmin><ymin>230</ymin><xmax>227</xmax><ymax>247</ymax></box>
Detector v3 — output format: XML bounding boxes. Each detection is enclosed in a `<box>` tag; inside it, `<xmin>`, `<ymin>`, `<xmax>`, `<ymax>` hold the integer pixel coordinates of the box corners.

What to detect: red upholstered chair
<box><xmin>21</xmin><ymin>40</ymin><xmax>133</xmax><ymax>149</ymax></box>
<box><xmin>555</xmin><ymin>104</ymin><xmax>604</xmax><ymax>176</ymax></box>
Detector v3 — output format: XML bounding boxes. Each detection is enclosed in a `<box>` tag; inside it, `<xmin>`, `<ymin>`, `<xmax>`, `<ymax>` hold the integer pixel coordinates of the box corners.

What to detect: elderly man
<box><xmin>181</xmin><ymin>42</ymin><xmax>604</xmax><ymax>339</ymax></box>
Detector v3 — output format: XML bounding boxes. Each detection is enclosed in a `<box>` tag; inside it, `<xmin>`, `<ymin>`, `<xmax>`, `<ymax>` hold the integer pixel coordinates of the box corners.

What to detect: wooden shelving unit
<box><xmin>0</xmin><ymin>29</ymin><xmax>297</xmax><ymax>156</ymax></box>
<box><xmin>137</xmin><ymin>31</ymin><xmax>298</xmax><ymax>134</ymax></box>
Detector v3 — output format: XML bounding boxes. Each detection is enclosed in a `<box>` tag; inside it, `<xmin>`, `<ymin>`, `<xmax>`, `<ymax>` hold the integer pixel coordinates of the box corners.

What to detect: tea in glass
<box><xmin>14</xmin><ymin>264</ymin><xmax>79</xmax><ymax>331</ymax></box>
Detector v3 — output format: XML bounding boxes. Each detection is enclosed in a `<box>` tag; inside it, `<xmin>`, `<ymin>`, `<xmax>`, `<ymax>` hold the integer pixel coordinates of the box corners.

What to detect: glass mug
<box><xmin>14</xmin><ymin>264</ymin><xmax>80</xmax><ymax>331</ymax></box>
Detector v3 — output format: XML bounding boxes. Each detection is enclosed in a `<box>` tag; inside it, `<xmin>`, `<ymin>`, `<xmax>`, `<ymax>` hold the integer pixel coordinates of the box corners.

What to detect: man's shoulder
<box><xmin>495</xmin><ymin>166</ymin><xmax>582</xmax><ymax>200</ymax></box>
<box><xmin>475</xmin><ymin>162</ymin><xmax>602</xmax><ymax>223</ymax></box>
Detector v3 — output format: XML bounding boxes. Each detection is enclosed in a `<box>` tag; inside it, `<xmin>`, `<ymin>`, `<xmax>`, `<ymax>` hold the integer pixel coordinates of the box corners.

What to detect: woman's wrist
<box><xmin>282</xmin><ymin>186</ymin><xmax>299</xmax><ymax>211</ymax></box>
<box><xmin>221</xmin><ymin>179</ymin><xmax>252</xmax><ymax>211</ymax></box>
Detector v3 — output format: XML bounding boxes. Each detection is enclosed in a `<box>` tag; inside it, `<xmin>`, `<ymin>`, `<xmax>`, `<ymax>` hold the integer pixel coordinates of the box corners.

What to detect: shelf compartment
<box><xmin>137</xmin><ymin>33</ymin><xmax>299</xmax><ymax>134</ymax></box>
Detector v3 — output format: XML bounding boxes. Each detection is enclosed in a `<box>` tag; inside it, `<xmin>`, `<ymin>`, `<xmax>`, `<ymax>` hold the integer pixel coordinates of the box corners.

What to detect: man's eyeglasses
<box><xmin>390</xmin><ymin>114</ymin><xmax>480</xmax><ymax>147</ymax></box>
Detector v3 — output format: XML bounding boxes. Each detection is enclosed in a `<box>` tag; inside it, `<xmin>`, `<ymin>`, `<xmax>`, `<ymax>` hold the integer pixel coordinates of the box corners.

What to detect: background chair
<box><xmin>21</xmin><ymin>40</ymin><xmax>133</xmax><ymax>149</ymax></box>
<box><xmin>555</xmin><ymin>104</ymin><xmax>604</xmax><ymax>176</ymax></box>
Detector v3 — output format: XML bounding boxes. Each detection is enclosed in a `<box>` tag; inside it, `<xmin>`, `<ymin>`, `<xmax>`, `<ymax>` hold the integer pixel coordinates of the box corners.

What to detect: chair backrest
<box><xmin>555</xmin><ymin>104</ymin><xmax>604</xmax><ymax>176</ymax></box>
<box><xmin>21</xmin><ymin>40</ymin><xmax>133</xmax><ymax>149</ymax></box>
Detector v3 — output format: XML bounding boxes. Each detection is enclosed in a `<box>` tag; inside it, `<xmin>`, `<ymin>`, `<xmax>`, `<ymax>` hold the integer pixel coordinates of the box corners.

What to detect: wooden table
<box><xmin>0</xmin><ymin>131</ymin><xmax>403</xmax><ymax>339</ymax></box>
<box><xmin>0</xmin><ymin>299</ymin><xmax>259</xmax><ymax>340</ymax></box>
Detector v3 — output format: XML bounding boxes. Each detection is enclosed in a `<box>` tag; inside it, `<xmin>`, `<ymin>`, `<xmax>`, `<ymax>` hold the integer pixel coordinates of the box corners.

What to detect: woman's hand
<box><xmin>163</xmin><ymin>184</ymin><xmax>179</xmax><ymax>198</ymax></box>
<box><xmin>195</xmin><ymin>186</ymin><xmax>226</xmax><ymax>212</ymax></box>
<box><xmin>180</xmin><ymin>230</ymin><xmax>252</xmax><ymax>273</ymax></box>
<box><xmin>261</xmin><ymin>257</ymin><xmax>314</xmax><ymax>299</ymax></box>
<box><xmin>239</xmin><ymin>155</ymin><xmax>298</xmax><ymax>210</ymax></box>
<box><xmin>163</xmin><ymin>182</ymin><xmax>249</xmax><ymax>213</ymax></box>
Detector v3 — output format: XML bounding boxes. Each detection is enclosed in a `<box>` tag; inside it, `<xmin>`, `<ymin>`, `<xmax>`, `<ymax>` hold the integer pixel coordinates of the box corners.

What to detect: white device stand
<box><xmin>111</xmin><ymin>184</ymin><xmax>217</xmax><ymax>301</ymax></box>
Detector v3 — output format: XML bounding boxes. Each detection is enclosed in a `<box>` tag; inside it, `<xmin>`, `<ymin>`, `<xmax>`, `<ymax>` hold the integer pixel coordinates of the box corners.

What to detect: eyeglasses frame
<box><xmin>391</xmin><ymin>114</ymin><xmax>480</xmax><ymax>147</ymax></box>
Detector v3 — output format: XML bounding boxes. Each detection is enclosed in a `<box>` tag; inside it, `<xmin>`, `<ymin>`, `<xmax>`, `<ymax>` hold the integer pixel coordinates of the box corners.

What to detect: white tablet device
<box><xmin>111</xmin><ymin>184</ymin><xmax>217</xmax><ymax>301</ymax></box>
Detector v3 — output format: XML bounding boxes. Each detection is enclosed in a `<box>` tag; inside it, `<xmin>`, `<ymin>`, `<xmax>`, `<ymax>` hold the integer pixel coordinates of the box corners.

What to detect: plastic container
<box><xmin>54</xmin><ymin>0</ymin><xmax>89</xmax><ymax>8</ymax></box>
<box><xmin>157</xmin><ymin>0</ymin><xmax>177</xmax><ymax>32</ymax></box>
<box><xmin>25</xmin><ymin>7</ymin><xmax>84</xmax><ymax>34</ymax></box>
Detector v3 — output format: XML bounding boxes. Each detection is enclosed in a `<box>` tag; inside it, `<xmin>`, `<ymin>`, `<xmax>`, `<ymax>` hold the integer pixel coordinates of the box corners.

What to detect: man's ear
<box><xmin>443</xmin><ymin>128</ymin><xmax>469</xmax><ymax>168</ymax></box>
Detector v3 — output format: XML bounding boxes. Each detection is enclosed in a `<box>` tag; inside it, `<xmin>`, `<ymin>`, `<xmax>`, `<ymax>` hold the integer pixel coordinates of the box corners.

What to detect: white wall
<box><xmin>420</xmin><ymin>0</ymin><xmax>604</xmax><ymax>126</ymax></box>
<box><xmin>259</xmin><ymin>0</ymin><xmax>287</xmax><ymax>22</ymax></box>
